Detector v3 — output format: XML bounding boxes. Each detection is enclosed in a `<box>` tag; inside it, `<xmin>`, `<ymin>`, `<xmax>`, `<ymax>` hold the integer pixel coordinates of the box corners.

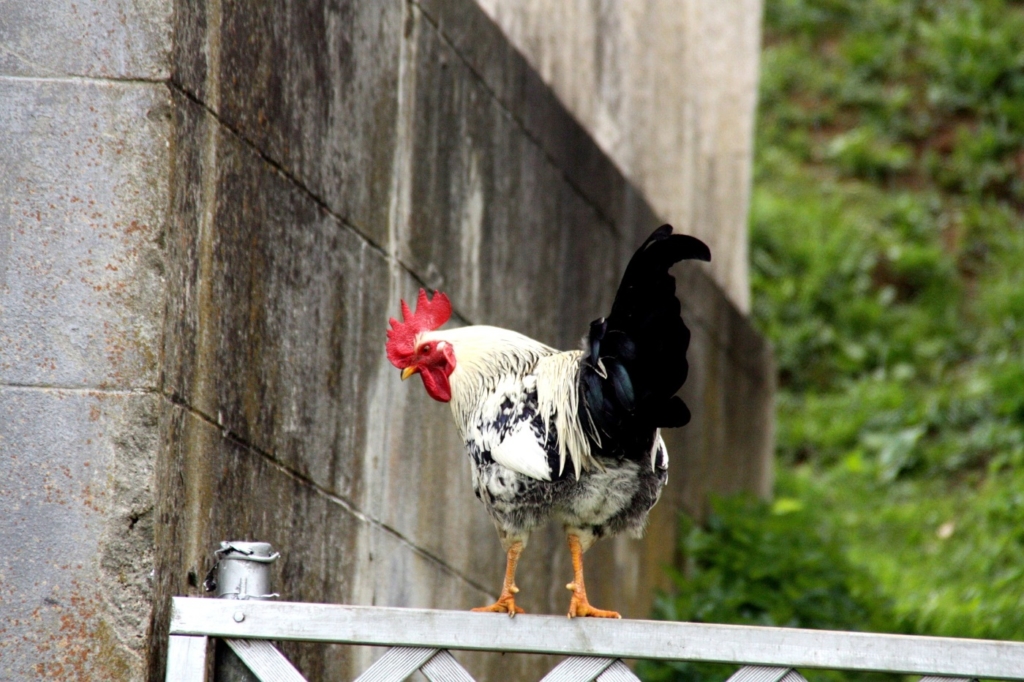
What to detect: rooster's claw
<box><xmin>472</xmin><ymin>596</ymin><xmax>525</xmax><ymax>617</ymax></box>
<box><xmin>566</xmin><ymin>592</ymin><xmax>621</xmax><ymax>619</ymax></box>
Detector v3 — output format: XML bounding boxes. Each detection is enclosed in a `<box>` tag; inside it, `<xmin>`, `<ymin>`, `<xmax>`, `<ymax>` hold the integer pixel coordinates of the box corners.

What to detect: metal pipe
<box><xmin>212</xmin><ymin>542</ymin><xmax>280</xmax><ymax>682</ymax></box>
<box><xmin>213</xmin><ymin>541</ymin><xmax>280</xmax><ymax>601</ymax></box>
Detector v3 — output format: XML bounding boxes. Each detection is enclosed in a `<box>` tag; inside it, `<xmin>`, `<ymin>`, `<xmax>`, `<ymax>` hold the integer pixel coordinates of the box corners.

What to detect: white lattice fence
<box><xmin>166</xmin><ymin>597</ymin><xmax>1024</xmax><ymax>682</ymax></box>
<box><xmin>165</xmin><ymin>542</ymin><xmax>1022</xmax><ymax>681</ymax></box>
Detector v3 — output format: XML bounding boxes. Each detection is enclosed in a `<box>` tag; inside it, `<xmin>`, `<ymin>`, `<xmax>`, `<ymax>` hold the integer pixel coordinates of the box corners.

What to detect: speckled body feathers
<box><xmin>465</xmin><ymin>372</ymin><xmax>669</xmax><ymax>542</ymax></box>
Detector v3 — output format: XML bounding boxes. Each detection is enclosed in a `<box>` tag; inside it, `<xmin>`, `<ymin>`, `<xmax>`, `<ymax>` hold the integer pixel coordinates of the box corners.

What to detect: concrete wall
<box><xmin>0</xmin><ymin>1</ymin><xmax>773</xmax><ymax>680</ymax></box>
<box><xmin>0</xmin><ymin>3</ymin><xmax>171</xmax><ymax>677</ymax></box>
<box><xmin>476</xmin><ymin>0</ymin><xmax>764</xmax><ymax>314</ymax></box>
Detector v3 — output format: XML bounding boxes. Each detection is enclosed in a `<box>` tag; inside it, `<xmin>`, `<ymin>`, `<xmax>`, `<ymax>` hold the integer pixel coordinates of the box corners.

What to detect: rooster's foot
<box><xmin>471</xmin><ymin>592</ymin><xmax>525</xmax><ymax>618</ymax></box>
<box><xmin>473</xmin><ymin>541</ymin><xmax>527</xmax><ymax>617</ymax></box>
<box><xmin>566</xmin><ymin>582</ymin><xmax>621</xmax><ymax>619</ymax></box>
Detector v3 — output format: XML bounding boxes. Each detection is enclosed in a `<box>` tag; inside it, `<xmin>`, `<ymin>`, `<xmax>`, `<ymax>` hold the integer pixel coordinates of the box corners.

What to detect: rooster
<box><xmin>386</xmin><ymin>225</ymin><xmax>710</xmax><ymax>618</ymax></box>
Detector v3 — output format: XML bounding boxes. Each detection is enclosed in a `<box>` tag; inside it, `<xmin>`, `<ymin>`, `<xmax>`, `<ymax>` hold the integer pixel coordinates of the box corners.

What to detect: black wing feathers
<box><xmin>580</xmin><ymin>225</ymin><xmax>710</xmax><ymax>458</ymax></box>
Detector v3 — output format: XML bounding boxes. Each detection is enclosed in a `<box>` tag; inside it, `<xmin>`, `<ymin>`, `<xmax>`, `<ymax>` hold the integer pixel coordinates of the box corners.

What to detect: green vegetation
<box><xmin>636</xmin><ymin>496</ymin><xmax>898</xmax><ymax>682</ymax></box>
<box><xmin>753</xmin><ymin>0</ymin><xmax>1024</xmax><ymax>642</ymax></box>
<box><xmin>644</xmin><ymin>0</ymin><xmax>1024</xmax><ymax>679</ymax></box>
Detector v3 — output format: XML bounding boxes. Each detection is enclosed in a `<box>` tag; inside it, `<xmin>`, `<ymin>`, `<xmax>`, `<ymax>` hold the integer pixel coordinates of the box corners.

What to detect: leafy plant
<box><xmin>649</xmin><ymin>0</ymin><xmax>1024</xmax><ymax>674</ymax></box>
<box><xmin>749</xmin><ymin>0</ymin><xmax>1024</xmax><ymax>650</ymax></box>
<box><xmin>638</xmin><ymin>496</ymin><xmax>899</xmax><ymax>682</ymax></box>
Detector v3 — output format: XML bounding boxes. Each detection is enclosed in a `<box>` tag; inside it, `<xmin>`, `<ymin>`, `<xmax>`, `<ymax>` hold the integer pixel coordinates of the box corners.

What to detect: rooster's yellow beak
<box><xmin>401</xmin><ymin>366</ymin><xmax>419</xmax><ymax>381</ymax></box>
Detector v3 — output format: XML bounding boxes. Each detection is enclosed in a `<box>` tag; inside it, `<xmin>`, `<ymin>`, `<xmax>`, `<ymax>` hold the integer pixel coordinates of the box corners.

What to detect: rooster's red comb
<box><xmin>386</xmin><ymin>289</ymin><xmax>452</xmax><ymax>368</ymax></box>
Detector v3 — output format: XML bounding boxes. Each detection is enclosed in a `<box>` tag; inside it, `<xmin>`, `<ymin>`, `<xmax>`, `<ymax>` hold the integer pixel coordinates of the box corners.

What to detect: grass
<box><xmin>752</xmin><ymin>0</ymin><xmax>1024</xmax><ymax>643</ymax></box>
<box><xmin>644</xmin><ymin>1</ymin><xmax>1024</xmax><ymax>678</ymax></box>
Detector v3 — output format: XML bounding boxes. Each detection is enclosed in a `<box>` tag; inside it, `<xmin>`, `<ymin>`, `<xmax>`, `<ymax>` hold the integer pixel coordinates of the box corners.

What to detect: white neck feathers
<box><xmin>419</xmin><ymin>325</ymin><xmax>597</xmax><ymax>478</ymax></box>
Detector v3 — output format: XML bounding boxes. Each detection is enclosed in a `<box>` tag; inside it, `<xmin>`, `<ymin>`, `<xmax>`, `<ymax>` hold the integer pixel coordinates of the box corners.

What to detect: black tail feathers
<box><xmin>580</xmin><ymin>225</ymin><xmax>709</xmax><ymax>448</ymax></box>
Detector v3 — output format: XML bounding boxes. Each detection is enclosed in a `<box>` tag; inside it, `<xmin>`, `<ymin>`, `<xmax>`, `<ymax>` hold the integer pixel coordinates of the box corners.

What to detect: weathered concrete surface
<box><xmin>171</xmin><ymin>0</ymin><xmax>403</xmax><ymax>248</ymax></box>
<box><xmin>476</xmin><ymin>0</ymin><xmax>764</xmax><ymax>313</ymax></box>
<box><xmin>0</xmin><ymin>388</ymin><xmax>159</xmax><ymax>681</ymax></box>
<box><xmin>0</xmin><ymin>79</ymin><xmax>170</xmax><ymax>389</ymax></box>
<box><xmin>0</xmin><ymin>0</ymin><xmax>772</xmax><ymax>680</ymax></box>
<box><xmin>0</xmin><ymin>76</ymin><xmax>170</xmax><ymax>680</ymax></box>
<box><xmin>0</xmin><ymin>0</ymin><xmax>170</xmax><ymax>79</ymax></box>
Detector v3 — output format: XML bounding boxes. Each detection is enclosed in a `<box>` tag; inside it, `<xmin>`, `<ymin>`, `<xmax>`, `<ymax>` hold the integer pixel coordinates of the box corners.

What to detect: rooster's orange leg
<box><xmin>472</xmin><ymin>541</ymin><xmax>526</xmax><ymax>617</ymax></box>
<box><xmin>565</xmin><ymin>534</ymin><xmax>621</xmax><ymax>619</ymax></box>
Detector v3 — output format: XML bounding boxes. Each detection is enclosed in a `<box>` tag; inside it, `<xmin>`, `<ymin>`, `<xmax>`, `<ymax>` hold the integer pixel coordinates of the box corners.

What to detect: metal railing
<box><xmin>165</xmin><ymin>543</ymin><xmax>1024</xmax><ymax>682</ymax></box>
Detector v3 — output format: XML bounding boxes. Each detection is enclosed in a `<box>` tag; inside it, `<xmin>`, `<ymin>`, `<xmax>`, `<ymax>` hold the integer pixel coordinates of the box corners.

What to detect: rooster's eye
<box><xmin>421</xmin><ymin>344</ymin><xmax>432</xmax><ymax>354</ymax></box>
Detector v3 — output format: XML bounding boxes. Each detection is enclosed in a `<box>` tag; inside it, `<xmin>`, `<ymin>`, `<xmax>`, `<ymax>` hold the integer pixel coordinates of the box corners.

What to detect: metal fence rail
<box><xmin>167</xmin><ymin>596</ymin><xmax>1024</xmax><ymax>682</ymax></box>
<box><xmin>168</xmin><ymin>542</ymin><xmax>1024</xmax><ymax>682</ymax></box>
